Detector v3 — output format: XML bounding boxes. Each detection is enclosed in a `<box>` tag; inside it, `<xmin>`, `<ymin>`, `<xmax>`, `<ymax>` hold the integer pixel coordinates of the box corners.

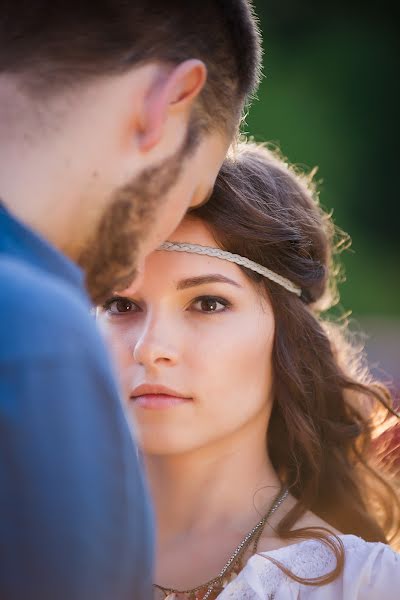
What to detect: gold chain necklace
<box><xmin>154</xmin><ymin>486</ymin><xmax>289</xmax><ymax>600</ymax></box>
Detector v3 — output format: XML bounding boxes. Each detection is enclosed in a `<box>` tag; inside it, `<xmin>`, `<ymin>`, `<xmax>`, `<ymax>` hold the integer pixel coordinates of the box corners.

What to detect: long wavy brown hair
<box><xmin>192</xmin><ymin>140</ymin><xmax>400</xmax><ymax>585</ymax></box>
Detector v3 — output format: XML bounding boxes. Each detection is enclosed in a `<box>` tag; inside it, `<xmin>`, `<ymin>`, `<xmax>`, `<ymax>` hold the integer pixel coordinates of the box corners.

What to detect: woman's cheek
<box><xmin>113</xmin><ymin>341</ymin><xmax>133</xmax><ymax>399</ymax></box>
<box><xmin>99</xmin><ymin>322</ymin><xmax>133</xmax><ymax>400</ymax></box>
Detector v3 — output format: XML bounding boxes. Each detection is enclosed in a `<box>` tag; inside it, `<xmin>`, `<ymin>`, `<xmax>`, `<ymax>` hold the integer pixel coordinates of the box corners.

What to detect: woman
<box><xmin>98</xmin><ymin>142</ymin><xmax>400</xmax><ymax>599</ymax></box>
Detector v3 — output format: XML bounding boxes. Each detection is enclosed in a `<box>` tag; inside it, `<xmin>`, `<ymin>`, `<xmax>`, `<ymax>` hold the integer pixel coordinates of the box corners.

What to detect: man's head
<box><xmin>0</xmin><ymin>1</ymin><xmax>262</xmax><ymax>303</ymax></box>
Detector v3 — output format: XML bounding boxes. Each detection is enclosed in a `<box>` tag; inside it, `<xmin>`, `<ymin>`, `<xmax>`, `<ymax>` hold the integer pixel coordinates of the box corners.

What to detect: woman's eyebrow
<box><xmin>176</xmin><ymin>274</ymin><xmax>242</xmax><ymax>290</ymax></box>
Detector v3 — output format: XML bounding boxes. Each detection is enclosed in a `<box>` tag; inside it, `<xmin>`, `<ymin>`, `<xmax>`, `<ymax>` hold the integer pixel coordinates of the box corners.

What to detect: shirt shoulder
<box><xmin>0</xmin><ymin>254</ymin><xmax>99</xmax><ymax>361</ymax></box>
<box><xmin>218</xmin><ymin>535</ymin><xmax>400</xmax><ymax>600</ymax></box>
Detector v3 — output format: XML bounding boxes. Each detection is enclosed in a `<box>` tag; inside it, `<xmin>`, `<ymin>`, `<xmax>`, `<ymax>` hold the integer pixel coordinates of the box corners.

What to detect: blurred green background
<box><xmin>248</xmin><ymin>2</ymin><xmax>399</xmax><ymax>387</ymax></box>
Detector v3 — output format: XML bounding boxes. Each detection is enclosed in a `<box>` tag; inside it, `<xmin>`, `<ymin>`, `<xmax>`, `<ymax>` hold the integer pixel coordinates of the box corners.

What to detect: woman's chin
<box><xmin>133</xmin><ymin>426</ymin><xmax>200</xmax><ymax>457</ymax></box>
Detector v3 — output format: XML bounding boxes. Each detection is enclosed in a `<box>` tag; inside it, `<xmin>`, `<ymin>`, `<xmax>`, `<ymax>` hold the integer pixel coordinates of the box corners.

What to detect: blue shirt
<box><xmin>0</xmin><ymin>203</ymin><xmax>153</xmax><ymax>599</ymax></box>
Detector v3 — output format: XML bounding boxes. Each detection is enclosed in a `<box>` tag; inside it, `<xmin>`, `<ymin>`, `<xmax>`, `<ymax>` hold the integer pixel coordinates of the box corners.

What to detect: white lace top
<box><xmin>218</xmin><ymin>534</ymin><xmax>400</xmax><ymax>599</ymax></box>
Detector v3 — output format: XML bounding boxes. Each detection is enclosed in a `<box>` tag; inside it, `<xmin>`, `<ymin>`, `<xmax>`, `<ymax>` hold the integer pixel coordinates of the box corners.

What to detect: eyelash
<box><xmin>102</xmin><ymin>296</ymin><xmax>139</xmax><ymax>315</ymax></box>
<box><xmin>102</xmin><ymin>295</ymin><xmax>231</xmax><ymax>316</ymax></box>
<box><xmin>190</xmin><ymin>296</ymin><xmax>231</xmax><ymax>314</ymax></box>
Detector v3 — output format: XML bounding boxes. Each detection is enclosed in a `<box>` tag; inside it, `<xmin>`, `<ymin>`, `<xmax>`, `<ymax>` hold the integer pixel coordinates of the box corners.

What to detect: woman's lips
<box><xmin>133</xmin><ymin>393</ymin><xmax>192</xmax><ymax>410</ymax></box>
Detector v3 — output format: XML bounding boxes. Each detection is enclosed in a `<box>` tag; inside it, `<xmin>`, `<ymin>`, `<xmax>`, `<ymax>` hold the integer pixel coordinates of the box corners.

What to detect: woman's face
<box><xmin>98</xmin><ymin>216</ymin><xmax>276</xmax><ymax>455</ymax></box>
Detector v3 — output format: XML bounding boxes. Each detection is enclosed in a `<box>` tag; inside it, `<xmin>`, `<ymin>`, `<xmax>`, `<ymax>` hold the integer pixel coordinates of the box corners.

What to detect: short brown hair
<box><xmin>0</xmin><ymin>1</ymin><xmax>262</xmax><ymax>131</ymax></box>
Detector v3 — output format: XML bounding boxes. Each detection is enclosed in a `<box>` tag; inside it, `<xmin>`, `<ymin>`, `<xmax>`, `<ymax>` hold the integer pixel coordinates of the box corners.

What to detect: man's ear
<box><xmin>137</xmin><ymin>59</ymin><xmax>207</xmax><ymax>153</ymax></box>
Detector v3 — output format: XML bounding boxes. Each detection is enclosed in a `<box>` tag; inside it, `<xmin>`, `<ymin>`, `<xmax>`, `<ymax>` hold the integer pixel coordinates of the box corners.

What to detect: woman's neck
<box><xmin>144</xmin><ymin>422</ymin><xmax>282</xmax><ymax>545</ymax></box>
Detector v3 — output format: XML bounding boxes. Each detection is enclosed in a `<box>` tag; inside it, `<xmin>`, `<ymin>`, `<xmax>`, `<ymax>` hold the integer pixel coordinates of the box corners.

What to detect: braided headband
<box><xmin>157</xmin><ymin>242</ymin><xmax>302</xmax><ymax>297</ymax></box>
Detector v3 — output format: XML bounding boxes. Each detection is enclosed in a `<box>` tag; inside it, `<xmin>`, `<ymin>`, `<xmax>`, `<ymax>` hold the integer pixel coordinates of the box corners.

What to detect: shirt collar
<box><xmin>0</xmin><ymin>201</ymin><xmax>86</xmax><ymax>294</ymax></box>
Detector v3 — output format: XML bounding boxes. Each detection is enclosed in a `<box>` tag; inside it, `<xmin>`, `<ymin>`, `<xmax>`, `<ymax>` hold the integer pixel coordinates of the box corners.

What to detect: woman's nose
<box><xmin>132</xmin><ymin>315</ymin><xmax>179</xmax><ymax>368</ymax></box>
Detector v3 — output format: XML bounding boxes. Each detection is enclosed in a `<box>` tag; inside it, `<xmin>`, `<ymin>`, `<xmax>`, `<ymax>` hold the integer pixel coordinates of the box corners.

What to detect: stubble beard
<box><xmin>77</xmin><ymin>122</ymin><xmax>200</xmax><ymax>306</ymax></box>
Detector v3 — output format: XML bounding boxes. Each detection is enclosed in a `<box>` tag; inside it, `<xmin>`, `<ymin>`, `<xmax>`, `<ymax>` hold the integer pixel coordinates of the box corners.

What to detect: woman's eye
<box><xmin>191</xmin><ymin>296</ymin><xmax>229</xmax><ymax>313</ymax></box>
<box><xmin>102</xmin><ymin>297</ymin><xmax>139</xmax><ymax>315</ymax></box>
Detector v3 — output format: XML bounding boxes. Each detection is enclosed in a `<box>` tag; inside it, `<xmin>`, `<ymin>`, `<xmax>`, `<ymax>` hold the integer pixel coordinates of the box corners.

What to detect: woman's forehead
<box><xmin>149</xmin><ymin>243</ymin><xmax>246</xmax><ymax>283</ymax></box>
<box><xmin>168</xmin><ymin>215</ymin><xmax>217</xmax><ymax>247</ymax></box>
<box><xmin>143</xmin><ymin>217</ymin><xmax>249</xmax><ymax>287</ymax></box>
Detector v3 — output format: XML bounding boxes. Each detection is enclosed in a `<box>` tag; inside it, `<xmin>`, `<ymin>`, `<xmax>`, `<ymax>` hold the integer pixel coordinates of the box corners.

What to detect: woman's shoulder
<box><xmin>218</xmin><ymin>535</ymin><xmax>400</xmax><ymax>599</ymax></box>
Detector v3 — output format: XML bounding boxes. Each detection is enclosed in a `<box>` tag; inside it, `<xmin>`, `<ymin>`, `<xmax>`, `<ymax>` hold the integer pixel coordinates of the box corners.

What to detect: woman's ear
<box><xmin>137</xmin><ymin>59</ymin><xmax>207</xmax><ymax>153</ymax></box>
